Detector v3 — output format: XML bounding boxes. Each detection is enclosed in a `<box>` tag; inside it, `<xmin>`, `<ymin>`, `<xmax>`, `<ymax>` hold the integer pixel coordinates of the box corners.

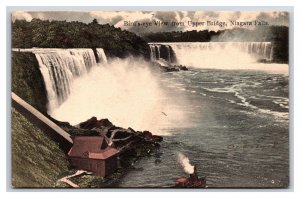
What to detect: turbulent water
<box><xmin>117</xmin><ymin>42</ymin><xmax>289</xmax><ymax>188</ymax></box>
<box><xmin>117</xmin><ymin>68</ymin><xmax>289</xmax><ymax>188</ymax></box>
<box><xmin>18</xmin><ymin>42</ymin><xmax>289</xmax><ymax>188</ymax></box>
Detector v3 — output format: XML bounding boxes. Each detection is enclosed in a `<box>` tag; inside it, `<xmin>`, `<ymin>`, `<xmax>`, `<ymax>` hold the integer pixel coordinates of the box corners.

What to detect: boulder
<box><xmin>142</xmin><ymin>131</ymin><xmax>153</xmax><ymax>139</ymax></box>
<box><xmin>79</xmin><ymin>117</ymin><xmax>99</xmax><ymax>129</ymax></box>
<box><xmin>98</xmin><ymin>119</ymin><xmax>114</xmax><ymax>128</ymax></box>
<box><xmin>152</xmin><ymin>135</ymin><xmax>163</xmax><ymax>142</ymax></box>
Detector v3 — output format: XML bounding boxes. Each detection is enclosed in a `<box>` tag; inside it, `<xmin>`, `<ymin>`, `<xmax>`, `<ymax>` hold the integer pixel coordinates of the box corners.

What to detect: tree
<box><xmin>91</xmin><ymin>18</ymin><xmax>98</xmax><ymax>25</ymax></box>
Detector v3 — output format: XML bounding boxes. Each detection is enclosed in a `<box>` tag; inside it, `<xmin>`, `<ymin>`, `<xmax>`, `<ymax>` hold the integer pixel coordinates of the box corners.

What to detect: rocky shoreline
<box><xmin>150</xmin><ymin>60</ymin><xmax>189</xmax><ymax>73</ymax></box>
<box><xmin>52</xmin><ymin>116</ymin><xmax>163</xmax><ymax>188</ymax></box>
<box><xmin>159</xmin><ymin>65</ymin><xmax>188</xmax><ymax>72</ymax></box>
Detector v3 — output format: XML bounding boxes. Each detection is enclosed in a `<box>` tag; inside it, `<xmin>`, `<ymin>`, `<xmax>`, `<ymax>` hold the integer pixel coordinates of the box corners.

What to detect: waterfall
<box><xmin>49</xmin><ymin>57</ymin><xmax>180</xmax><ymax>134</ymax></box>
<box><xmin>149</xmin><ymin>42</ymin><xmax>273</xmax><ymax>67</ymax></box>
<box><xmin>96</xmin><ymin>48</ymin><xmax>108</xmax><ymax>64</ymax></box>
<box><xmin>150</xmin><ymin>44</ymin><xmax>159</xmax><ymax>60</ymax></box>
<box><xmin>149</xmin><ymin>44</ymin><xmax>176</xmax><ymax>63</ymax></box>
<box><xmin>19</xmin><ymin>48</ymin><xmax>108</xmax><ymax>111</ymax></box>
<box><xmin>243</xmin><ymin>42</ymin><xmax>273</xmax><ymax>60</ymax></box>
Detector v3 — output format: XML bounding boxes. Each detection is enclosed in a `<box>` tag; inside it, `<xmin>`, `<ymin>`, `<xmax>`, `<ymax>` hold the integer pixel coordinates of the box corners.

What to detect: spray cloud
<box><xmin>50</xmin><ymin>57</ymin><xmax>187</xmax><ymax>135</ymax></box>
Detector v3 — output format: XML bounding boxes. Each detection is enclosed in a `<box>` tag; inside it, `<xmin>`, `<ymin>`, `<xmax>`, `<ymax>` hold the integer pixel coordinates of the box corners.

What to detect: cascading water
<box><xmin>149</xmin><ymin>42</ymin><xmax>273</xmax><ymax>68</ymax></box>
<box><xmin>96</xmin><ymin>48</ymin><xmax>108</xmax><ymax>64</ymax></box>
<box><xmin>149</xmin><ymin>44</ymin><xmax>176</xmax><ymax>63</ymax></box>
<box><xmin>149</xmin><ymin>45</ymin><xmax>156</xmax><ymax>60</ymax></box>
<box><xmin>12</xmin><ymin>42</ymin><xmax>288</xmax><ymax>188</ymax></box>
<box><xmin>20</xmin><ymin>48</ymin><xmax>107</xmax><ymax>110</ymax></box>
<box><xmin>49</xmin><ymin>57</ymin><xmax>187</xmax><ymax>133</ymax></box>
<box><xmin>13</xmin><ymin>47</ymin><xmax>186</xmax><ymax>132</ymax></box>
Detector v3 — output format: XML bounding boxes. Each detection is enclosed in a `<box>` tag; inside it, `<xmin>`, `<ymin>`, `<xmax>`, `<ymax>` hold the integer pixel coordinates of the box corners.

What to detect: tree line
<box><xmin>12</xmin><ymin>19</ymin><xmax>288</xmax><ymax>63</ymax></box>
<box><xmin>12</xmin><ymin>19</ymin><xmax>150</xmax><ymax>59</ymax></box>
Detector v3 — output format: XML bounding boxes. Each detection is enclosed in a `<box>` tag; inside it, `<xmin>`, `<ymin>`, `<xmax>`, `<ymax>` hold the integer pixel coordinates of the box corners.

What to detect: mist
<box><xmin>50</xmin><ymin>57</ymin><xmax>186</xmax><ymax>135</ymax></box>
<box><xmin>170</xmin><ymin>42</ymin><xmax>288</xmax><ymax>74</ymax></box>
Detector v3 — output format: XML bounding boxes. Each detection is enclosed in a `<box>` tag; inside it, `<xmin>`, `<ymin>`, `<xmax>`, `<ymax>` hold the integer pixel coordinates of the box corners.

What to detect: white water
<box><xmin>15</xmin><ymin>47</ymin><xmax>187</xmax><ymax>134</ymax></box>
<box><xmin>16</xmin><ymin>43</ymin><xmax>287</xmax><ymax>135</ymax></box>
<box><xmin>150</xmin><ymin>44</ymin><xmax>172</xmax><ymax>61</ymax></box>
<box><xmin>149</xmin><ymin>42</ymin><xmax>289</xmax><ymax>74</ymax></box>
<box><xmin>50</xmin><ymin>57</ymin><xmax>186</xmax><ymax>134</ymax></box>
<box><xmin>96</xmin><ymin>48</ymin><xmax>108</xmax><ymax>64</ymax></box>
<box><xmin>18</xmin><ymin>48</ymin><xmax>106</xmax><ymax>110</ymax></box>
<box><xmin>170</xmin><ymin>42</ymin><xmax>272</xmax><ymax>64</ymax></box>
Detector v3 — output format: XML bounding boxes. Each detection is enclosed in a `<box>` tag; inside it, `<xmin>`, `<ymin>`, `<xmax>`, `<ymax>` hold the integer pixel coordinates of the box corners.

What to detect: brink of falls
<box><xmin>149</xmin><ymin>42</ymin><xmax>273</xmax><ymax>66</ymax></box>
<box><xmin>14</xmin><ymin>48</ymin><xmax>108</xmax><ymax>111</ymax></box>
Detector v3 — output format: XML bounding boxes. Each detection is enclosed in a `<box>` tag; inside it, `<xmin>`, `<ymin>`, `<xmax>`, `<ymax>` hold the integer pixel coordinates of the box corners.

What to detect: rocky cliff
<box><xmin>12</xmin><ymin>51</ymin><xmax>48</xmax><ymax>114</ymax></box>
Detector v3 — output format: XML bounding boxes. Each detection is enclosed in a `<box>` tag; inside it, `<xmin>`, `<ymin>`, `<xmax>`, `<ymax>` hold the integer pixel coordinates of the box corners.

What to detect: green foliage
<box><xmin>11</xmin><ymin>108</ymin><xmax>70</xmax><ymax>187</ymax></box>
<box><xmin>268</xmin><ymin>26</ymin><xmax>289</xmax><ymax>63</ymax></box>
<box><xmin>12</xmin><ymin>19</ymin><xmax>150</xmax><ymax>59</ymax></box>
<box><xmin>11</xmin><ymin>51</ymin><xmax>48</xmax><ymax>113</ymax></box>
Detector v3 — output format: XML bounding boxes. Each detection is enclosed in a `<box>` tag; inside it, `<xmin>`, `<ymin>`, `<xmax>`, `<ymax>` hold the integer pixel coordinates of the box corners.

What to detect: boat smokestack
<box><xmin>189</xmin><ymin>165</ymin><xmax>198</xmax><ymax>182</ymax></box>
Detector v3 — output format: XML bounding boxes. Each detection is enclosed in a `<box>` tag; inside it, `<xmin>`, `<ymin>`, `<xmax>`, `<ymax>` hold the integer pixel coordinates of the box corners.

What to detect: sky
<box><xmin>12</xmin><ymin>11</ymin><xmax>289</xmax><ymax>34</ymax></box>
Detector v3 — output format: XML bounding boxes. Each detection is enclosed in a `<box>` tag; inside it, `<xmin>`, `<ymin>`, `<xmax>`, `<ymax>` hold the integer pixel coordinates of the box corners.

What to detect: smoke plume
<box><xmin>177</xmin><ymin>152</ymin><xmax>194</xmax><ymax>174</ymax></box>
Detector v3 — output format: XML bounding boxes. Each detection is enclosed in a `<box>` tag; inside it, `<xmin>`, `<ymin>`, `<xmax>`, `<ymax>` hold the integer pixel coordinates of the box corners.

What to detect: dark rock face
<box><xmin>159</xmin><ymin>65</ymin><xmax>189</xmax><ymax>72</ymax></box>
<box><xmin>142</xmin><ymin>131</ymin><xmax>163</xmax><ymax>142</ymax></box>
<box><xmin>142</xmin><ymin>131</ymin><xmax>153</xmax><ymax>139</ymax></box>
<box><xmin>177</xmin><ymin>65</ymin><xmax>188</xmax><ymax>71</ymax></box>
<box><xmin>74</xmin><ymin>117</ymin><xmax>163</xmax><ymax>147</ymax></box>
<box><xmin>78</xmin><ymin>116</ymin><xmax>98</xmax><ymax>129</ymax></box>
<box><xmin>12</xmin><ymin>51</ymin><xmax>48</xmax><ymax>114</ymax></box>
<box><xmin>159</xmin><ymin>45</ymin><xmax>176</xmax><ymax>63</ymax></box>
<box><xmin>152</xmin><ymin>135</ymin><xmax>163</xmax><ymax>142</ymax></box>
<box><xmin>98</xmin><ymin>118</ymin><xmax>114</xmax><ymax>128</ymax></box>
<box><xmin>150</xmin><ymin>58</ymin><xmax>189</xmax><ymax>73</ymax></box>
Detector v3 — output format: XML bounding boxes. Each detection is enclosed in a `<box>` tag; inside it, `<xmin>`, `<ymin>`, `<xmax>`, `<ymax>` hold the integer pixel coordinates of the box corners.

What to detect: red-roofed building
<box><xmin>68</xmin><ymin>136</ymin><xmax>119</xmax><ymax>177</ymax></box>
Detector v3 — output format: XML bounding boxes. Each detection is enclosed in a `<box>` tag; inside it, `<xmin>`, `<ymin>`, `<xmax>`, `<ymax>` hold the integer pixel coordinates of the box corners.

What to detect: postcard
<box><xmin>11</xmin><ymin>10</ymin><xmax>289</xmax><ymax>188</ymax></box>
